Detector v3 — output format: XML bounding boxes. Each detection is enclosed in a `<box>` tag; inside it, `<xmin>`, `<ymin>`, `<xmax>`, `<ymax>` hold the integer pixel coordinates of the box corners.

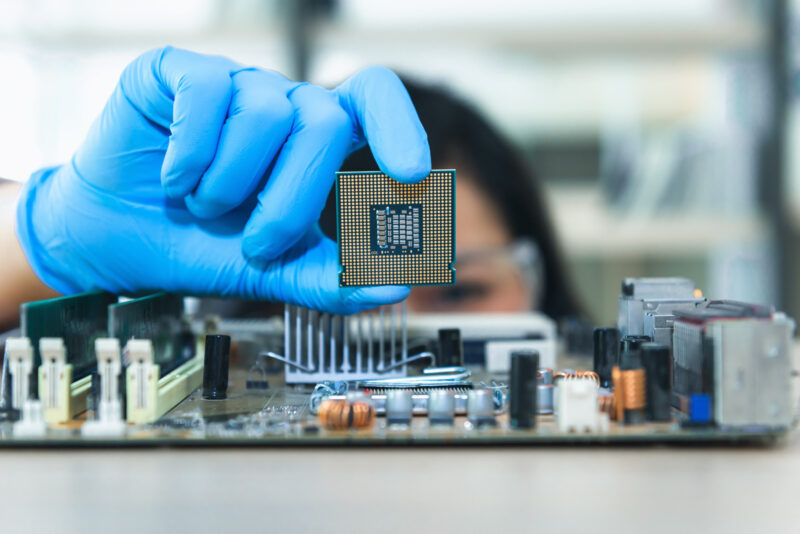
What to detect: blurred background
<box><xmin>0</xmin><ymin>0</ymin><xmax>798</xmax><ymax>325</ymax></box>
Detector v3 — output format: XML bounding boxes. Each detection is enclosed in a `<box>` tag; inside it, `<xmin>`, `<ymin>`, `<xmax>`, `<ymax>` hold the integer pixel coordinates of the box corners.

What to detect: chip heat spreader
<box><xmin>336</xmin><ymin>169</ymin><xmax>456</xmax><ymax>287</ymax></box>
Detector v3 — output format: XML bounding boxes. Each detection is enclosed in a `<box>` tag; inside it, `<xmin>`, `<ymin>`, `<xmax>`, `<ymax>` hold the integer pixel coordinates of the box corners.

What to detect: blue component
<box><xmin>688</xmin><ymin>394</ymin><xmax>712</xmax><ymax>423</ymax></box>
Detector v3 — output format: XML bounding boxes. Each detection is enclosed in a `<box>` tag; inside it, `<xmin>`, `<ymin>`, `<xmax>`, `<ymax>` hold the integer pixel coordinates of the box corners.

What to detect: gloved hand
<box><xmin>16</xmin><ymin>47</ymin><xmax>430</xmax><ymax>314</ymax></box>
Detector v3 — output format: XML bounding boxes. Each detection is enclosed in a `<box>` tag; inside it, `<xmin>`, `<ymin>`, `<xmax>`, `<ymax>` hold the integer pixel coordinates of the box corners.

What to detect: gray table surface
<box><xmin>1</xmin><ymin>429</ymin><xmax>798</xmax><ymax>534</ymax></box>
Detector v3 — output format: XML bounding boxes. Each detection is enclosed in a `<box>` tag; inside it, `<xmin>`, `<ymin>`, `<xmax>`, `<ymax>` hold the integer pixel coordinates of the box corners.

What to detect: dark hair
<box><xmin>319</xmin><ymin>77</ymin><xmax>584</xmax><ymax>320</ymax></box>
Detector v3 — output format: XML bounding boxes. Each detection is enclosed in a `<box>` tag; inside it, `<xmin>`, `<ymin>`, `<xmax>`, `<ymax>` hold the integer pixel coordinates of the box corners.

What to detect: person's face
<box><xmin>406</xmin><ymin>169</ymin><xmax>536</xmax><ymax>313</ymax></box>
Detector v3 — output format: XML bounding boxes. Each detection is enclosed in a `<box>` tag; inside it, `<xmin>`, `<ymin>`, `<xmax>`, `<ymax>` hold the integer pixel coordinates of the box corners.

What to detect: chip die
<box><xmin>336</xmin><ymin>169</ymin><xmax>455</xmax><ymax>287</ymax></box>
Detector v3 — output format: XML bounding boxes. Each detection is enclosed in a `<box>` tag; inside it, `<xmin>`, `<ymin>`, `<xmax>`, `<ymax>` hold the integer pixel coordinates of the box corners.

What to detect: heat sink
<box><xmin>276</xmin><ymin>302</ymin><xmax>411</xmax><ymax>384</ymax></box>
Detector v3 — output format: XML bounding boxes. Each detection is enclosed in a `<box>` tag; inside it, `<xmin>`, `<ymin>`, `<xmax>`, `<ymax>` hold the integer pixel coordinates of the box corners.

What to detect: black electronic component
<box><xmin>509</xmin><ymin>350</ymin><xmax>538</xmax><ymax>429</ymax></box>
<box><xmin>87</xmin><ymin>372</ymin><xmax>101</xmax><ymax>419</ymax></box>
<box><xmin>0</xmin><ymin>352</ymin><xmax>17</xmax><ymax>421</ymax></box>
<box><xmin>202</xmin><ymin>334</ymin><xmax>231</xmax><ymax>400</ymax></box>
<box><xmin>620</xmin><ymin>335</ymin><xmax>650</xmax><ymax>370</ymax></box>
<box><xmin>641</xmin><ymin>343</ymin><xmax>672</xmax><ymax>421</ymax></box>
<box><xmin>437</xmin><ymin>328</ymin><xmax>463</xmax><ymax>367</ymax></box>
<box><xmin>593</xmin><ymin>327</ymin><xmax>621</xmax><ymax>388</ymax></box>
<box><xmin>0</xmin><ymin>353</ymin><xmax>20</xmax><ymax>421</ymax></box>
<box><xmin>336</xmin><ymin>169</ymin><xmax>455</xmax><ymax>287</ymax></box>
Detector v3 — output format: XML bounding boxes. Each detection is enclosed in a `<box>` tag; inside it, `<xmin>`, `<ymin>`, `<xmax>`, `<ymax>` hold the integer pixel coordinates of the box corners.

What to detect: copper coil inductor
<box><xmin>611</xmin><ymin>366</ymin><xmax>624</xmax><ymax>421</ymax></box>
<box><xmin>317</xmin><ymin>399</ymin><xmax>375</xmax><ymax>430</ymax></box>
<box><xmin>612</xmin><ymin>366</ymin><xmax>647</xmax><ymax>423</ymax></box>
<box><xmin>621</xmin><ymin>369</ymin><xmax>646</xmax><ymax>411</ymax></box>
<box><xmin>598</xmin><ymin>394</ymin><xmax>616</xmax><ymax>420</ymax></box>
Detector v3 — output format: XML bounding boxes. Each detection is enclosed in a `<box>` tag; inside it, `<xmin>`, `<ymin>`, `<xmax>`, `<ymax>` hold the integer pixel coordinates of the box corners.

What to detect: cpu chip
<box><xmin>336</xmin><ymin>169</ymin><xmax>455</xmax><ymax>287</ymax></box>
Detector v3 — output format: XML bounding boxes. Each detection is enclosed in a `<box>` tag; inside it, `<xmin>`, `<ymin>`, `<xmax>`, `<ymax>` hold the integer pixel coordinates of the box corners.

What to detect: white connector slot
<box><xmin>6</xmin><ymin>338</ymin><xmax>33</xmax><ymax>410</ymax></box>
<box><xmin>82</xmin><ymin>338</ymin><xmax>126</xmax><ymax>437</ymax></box>
<box><xmin>556</xmin><ymin>379</ymin><xmax>608</xmax><ymax>434</ymax></box>
<box><xmin>39</xmin><ymin>338</ymin><xmax>66</xmax><ymax>412</ymax></box>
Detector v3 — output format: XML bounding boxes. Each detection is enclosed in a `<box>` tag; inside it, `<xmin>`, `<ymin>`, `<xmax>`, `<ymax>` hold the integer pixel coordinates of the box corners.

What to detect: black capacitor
<box><xmin>0</xmin><ymin>359</ymin><xmax>19</xmax><ymax>421</ymax></box>
<box><xmin>88</xmin><ymin>372</ymin><xmax>101</xmax><ymax>418</ymax></box>
<box><xmin>509</xmin><ymin>350</ymin><xmax>539</xmax><ymax>429</ymax></box>
<box><xmin>202</xmin><ymin>334</ymin><xmax>231</xmax><ymax>400</ymax></box>
<box><xmin>593</xmin><ymin>327</ymin><xmax>621</xmax><ymax>388</ymax></box>
<box><xmin>437</xmin><ymin>328</ymin><xmax>463</xmax><ymax>367</ymax></box>
<box><xmin>641</xmin><ymin>343</ymin><xmax>672</xmax><ymax>421</ymax></box>
<box><xmin>620</xmin><ymin>335</ymin><xmax>650</xmax><ymax>370</ymax></box>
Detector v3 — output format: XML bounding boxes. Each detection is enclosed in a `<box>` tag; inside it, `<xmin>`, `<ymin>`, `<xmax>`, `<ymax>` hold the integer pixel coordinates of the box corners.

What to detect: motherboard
<box><xmin>0</xmin><ymin>277</ymin><xmax>794</xmax><ymax>447</ymax></box>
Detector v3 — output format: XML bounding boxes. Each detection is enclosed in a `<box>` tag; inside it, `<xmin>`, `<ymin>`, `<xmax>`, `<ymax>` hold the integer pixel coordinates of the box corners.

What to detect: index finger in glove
<box><xmin>334</xmin><ymin>66</ymin><xmax>431</xmax><ymax>184</ymax></box>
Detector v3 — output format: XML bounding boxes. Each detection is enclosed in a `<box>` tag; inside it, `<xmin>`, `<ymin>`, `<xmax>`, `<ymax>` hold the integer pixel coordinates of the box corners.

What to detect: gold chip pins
<box><xmin>336</xmin><ymin>170</ymin><xmax>456</xmax><ymax>287</ymax></box>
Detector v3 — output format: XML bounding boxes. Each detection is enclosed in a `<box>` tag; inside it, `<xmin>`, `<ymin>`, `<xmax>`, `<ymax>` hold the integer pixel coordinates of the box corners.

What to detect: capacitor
<box><xmin>510</xmin><ymin>350</ymin><xmax>538</xmax><ymax>429</ymax></box>
<box><xmin>385</xmin><ymin>389</ymin><xmax>413</xmax><ymax>425</ymax></box>
<box><xmin>427</xmin><ymin>389</ymin><xmax>455</xmax><ymax>425</ymax></box>
<box><xmin>437</xmin><ymin>328</ymin><xmax>463</xmax><ymax>367</ymax></box>
<box><xmin>593</xmin><ymin>327</ymin><xmax>620</xmax><ymax>387</ymax></box>
<box><xmin>537</xmin><ymin>368</ymin><xmax>554</xmax><ymax>385</ymax></box>
<box><xmin>620</xmin><ymin>335</ymin><xmax>650</xmax><ymax>370</ymax></box>
<box><xmin>467</xmin><ymin>388</ymin><xmax>496</xmax><ymax>426</ymax></box>
<box><xmin>641</xmin><ymin>342</ymin><xmax>672</xmax><ymax>421</ymax></box>
<box><xmin>536</xmin><ymin>384</ymin><xmax>554</xmax><ymax>414</ymax></box>
<box><xmin>202</xmin><ymin>334</ymin><xmax>230</xmax><ymax>400</ymax></box>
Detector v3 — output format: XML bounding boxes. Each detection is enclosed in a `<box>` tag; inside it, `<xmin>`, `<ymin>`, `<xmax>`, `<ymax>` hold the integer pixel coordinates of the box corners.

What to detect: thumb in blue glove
<box><xmin>16</xmin><ymin>46</ymin><xmax>431</xmax><ymax>314</ymax></box>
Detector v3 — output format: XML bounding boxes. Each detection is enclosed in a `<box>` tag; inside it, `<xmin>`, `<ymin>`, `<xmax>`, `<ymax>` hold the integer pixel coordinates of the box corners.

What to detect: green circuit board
<box><xmin>20</xmin><ymin>291</ymin><xmax>117</xmax><ymax>393</ymax></box>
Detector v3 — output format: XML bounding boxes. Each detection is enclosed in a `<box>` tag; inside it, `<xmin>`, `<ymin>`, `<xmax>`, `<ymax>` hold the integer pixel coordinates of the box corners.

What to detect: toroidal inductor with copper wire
<box><xmin>317</xmin><ymin>399</ymin><xmax>375</xmax><ymax>430</ymax></box>
<box><xmin>598</xmin><ymin>393</ymin><xmax>616</xmax><ymax>420</ymax></box>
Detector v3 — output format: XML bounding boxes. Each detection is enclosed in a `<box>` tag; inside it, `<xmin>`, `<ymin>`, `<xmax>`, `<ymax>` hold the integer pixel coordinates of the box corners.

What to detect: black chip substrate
<box><xmin>336</xmin><ymin>170</ymin><xmax>455</xmax><ymax>287</ymax></box>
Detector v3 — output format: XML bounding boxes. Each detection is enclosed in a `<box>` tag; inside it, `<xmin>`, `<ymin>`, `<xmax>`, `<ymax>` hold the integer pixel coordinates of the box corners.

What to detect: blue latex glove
<box><xmin>16</xmin><ymin>47</ymin><xmax>430</xmax><ymax>314</ymax></box>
